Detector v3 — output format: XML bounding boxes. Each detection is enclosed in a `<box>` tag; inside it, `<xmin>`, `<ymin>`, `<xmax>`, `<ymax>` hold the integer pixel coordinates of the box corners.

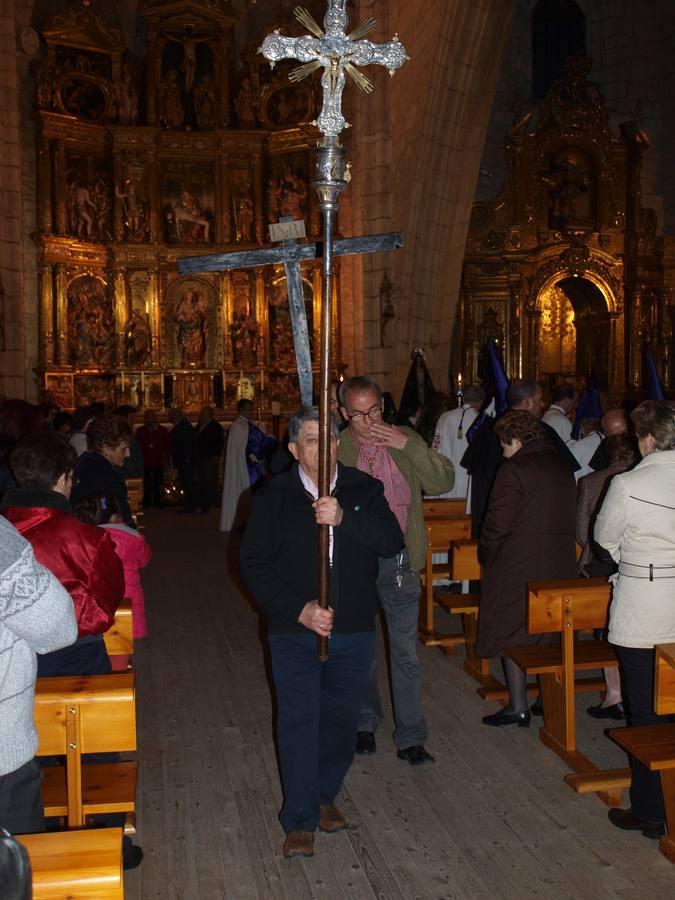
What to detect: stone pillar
<box><xmin>55</xmin><ymin>265</ymin><xmax>68</xmax><ymax>365</ymax></box>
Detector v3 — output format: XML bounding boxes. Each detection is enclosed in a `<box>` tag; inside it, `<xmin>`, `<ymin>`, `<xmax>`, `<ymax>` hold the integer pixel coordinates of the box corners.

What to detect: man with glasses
<box><xmin>338</xmin><ymin>376</ymin><xmax>454</xmax><ymax>764</ymax></box>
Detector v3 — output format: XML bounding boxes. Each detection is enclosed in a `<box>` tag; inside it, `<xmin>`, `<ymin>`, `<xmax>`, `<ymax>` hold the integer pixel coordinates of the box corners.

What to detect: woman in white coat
<box><xmin>595</xmin><ymin>400</ymin><xmax>675</xmax><ymax>839</ymax></box>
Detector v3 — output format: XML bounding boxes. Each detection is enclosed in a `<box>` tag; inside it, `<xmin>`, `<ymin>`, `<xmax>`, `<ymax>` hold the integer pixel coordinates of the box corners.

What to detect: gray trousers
<box><xmin>358</xmin><ymin>550</ymin><xmax>429</xmax><ymax>749</ymax></box>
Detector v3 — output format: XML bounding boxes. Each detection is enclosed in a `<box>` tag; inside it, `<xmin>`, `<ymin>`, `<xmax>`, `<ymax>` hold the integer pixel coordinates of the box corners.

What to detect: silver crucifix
<box><xmin>260</xmin><ymin>1</ymin><xmax>408</xmax><ymax>137</ymax></box>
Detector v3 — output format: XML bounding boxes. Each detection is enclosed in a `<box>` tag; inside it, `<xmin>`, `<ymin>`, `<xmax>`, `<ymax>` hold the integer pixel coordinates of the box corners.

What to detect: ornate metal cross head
<box><xmin>259</xmin><ymin>1</ymin><xmax>408</xmax><ymax>137</ymax></box>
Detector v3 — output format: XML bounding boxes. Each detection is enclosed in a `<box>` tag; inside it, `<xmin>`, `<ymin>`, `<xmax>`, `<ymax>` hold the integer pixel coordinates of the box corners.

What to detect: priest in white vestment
<box><xmin>219</xmin><ymin>399</ymin><xmax>253</xmax><ymax>532</ymax></box>
<box><xmin>431</xmin><ymin>384</ymin><xmax>484</xmax><ymax>498</ymax></box>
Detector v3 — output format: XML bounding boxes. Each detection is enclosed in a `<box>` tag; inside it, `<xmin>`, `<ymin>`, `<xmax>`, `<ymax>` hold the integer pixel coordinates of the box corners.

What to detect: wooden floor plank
<box><xmin>123</xmin><ymin>510</ymin><xmax>675</xmax><ymax>899</ymax></box>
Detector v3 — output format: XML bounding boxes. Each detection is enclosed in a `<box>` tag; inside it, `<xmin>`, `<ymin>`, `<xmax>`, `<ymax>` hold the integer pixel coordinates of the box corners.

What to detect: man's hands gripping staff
<box><xmin>297</xmin><ymin>495</ymin><xmax>342</xmax><ymax>637</ymax></box>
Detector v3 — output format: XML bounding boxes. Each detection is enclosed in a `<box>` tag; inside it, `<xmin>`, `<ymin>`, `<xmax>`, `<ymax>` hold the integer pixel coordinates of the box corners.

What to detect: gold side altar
<box><xmin>458</xmin><ymin>56</ymin><xmax>673</xmax><ymax>400</ymax></box>
<box><xmin>34</xmin><ymin>1</ymin><xmax>343</xmax><ymax>412</ymax></box>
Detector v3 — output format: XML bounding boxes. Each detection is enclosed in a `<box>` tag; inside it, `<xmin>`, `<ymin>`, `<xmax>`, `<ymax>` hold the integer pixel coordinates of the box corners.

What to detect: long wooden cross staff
<box><xmin>178</xmin><ymin>1</ymin><xmax>408</xmax><ymax>660</ymax></box>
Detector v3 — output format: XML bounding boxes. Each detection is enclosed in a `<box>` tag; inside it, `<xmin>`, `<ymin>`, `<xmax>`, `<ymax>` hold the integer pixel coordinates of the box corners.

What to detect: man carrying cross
<box><xmin>240</xmin><ymin>407</ymin><xmax>403</xmax><ymax>858</ymax></box>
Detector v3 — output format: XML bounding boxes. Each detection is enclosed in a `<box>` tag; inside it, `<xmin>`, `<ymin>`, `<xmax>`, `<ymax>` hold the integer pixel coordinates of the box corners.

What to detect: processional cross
<box><xmin>178</xmin><ymin>1</ymin><xmax>408</xmax><ymax>660</ymax></box>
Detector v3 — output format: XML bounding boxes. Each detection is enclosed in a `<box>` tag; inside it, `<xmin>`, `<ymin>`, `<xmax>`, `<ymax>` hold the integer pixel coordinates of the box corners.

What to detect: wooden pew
<box><xmin>609</xmin><ymin>643</ymin><xmax>675</xmax><ymax>863</ymax></box>
<box><xmin>35</xmin><ymin>672</ymin><xmax>138</xmax><ymax>828</ymax></box>
<box><xmin>507</xmin><ymin>579</ymin><xmax>630</xmax><ymax>805</ymax></box>
<box><xmin>421</xmin><ymin>498</ymin><xmax>467</xmax><ymax>519</ymax></box>
<box><xmin>103</xmin><ymin>599</ymin><xmax>133</xmax><ymax>672</ymax></box>
<box><xmin>418</xmin><ymin>515</ymin><xmax>472</xmax><ymax>649</ymax></box>
<box><xmin>17</xmin><ymin>827</ymin><xmax>124</xmax><ymax>899</ymax></box>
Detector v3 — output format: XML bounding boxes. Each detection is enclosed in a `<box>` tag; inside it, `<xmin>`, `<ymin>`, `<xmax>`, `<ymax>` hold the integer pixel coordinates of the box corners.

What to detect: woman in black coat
<box><xmin>70</xmin><ymin>414</ymin><xmax>134</xmax><ymax>525</ymax></box>
<box><xmin>477</xmin><ymin>410</ymin><xmax>577</xmax><ymax>727</ymax></box>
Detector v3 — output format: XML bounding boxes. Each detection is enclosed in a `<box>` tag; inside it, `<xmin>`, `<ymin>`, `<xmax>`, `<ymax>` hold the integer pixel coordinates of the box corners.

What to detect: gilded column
<box><xmin>253</xmin><ymin>153</ymin><xmax>264</xmax><ymax>244</ymax></box>
<box><xmin>508</xmin><ymin>279</ymin><xmax>523</xmax><ymax>379</ymax></box>
<box><xmin>255</xmin><ymin>267</ymin><xmax>267</xmax><ymax>367</ymax></box>
<box><xmin>37</xmin><ymin>143</ymin><xmax>52</xmax><ymax>233</ymax></box>
<box><xmin>146</xmin><ymin>29</ymin><xmax>158</xmax><ymax>126</ymax></box>
<box><xmin>148</xmin><ymin>148</ymin><xmax>160</xmax><ymax>244</ymax></box>
<box><xmin>39</xmin><ymin>265</ymin><xmax>55</xmax><ymax>366</ymax></box>
<box><xmin>312</xmin><ymin>265</ymin><xmax>322</xmax><ymax>359</ymax></box>
<box><xmin>608</xmin><ymin>311</ymin><xmax>623</xmax><ymax>395</ymax></box>
<box><xmin>148</xmin><ymin>269</ymin><xmax>161</xmax><ymax>367</ymax></box>
<box><xmin>54</xmin><ymin>143</ymin><xmax>67</xmax><ymax>235</ymax></box>
<box><xmin>629</xmin><ymin>290</ymin><xmax>643</xmax><ymax>390</ymax></box>
<box><xmin>222</xmin><ymin>272</ymin><xmax>232</xmax><ymax>367</ymax></box>
<box><xmin>55</xmin><ymin>265</ymin><xmax>68</xmax><ymax>365</ymax></box>
<box><xmin>526</xmin><ymin>308</ymin><xmax>541</xmax><ymax>381</ymax></box>
<box><xmin>221</xmin><ymin>154</ymin><xmax>232</xmax><ymax>243</ymax></box>
<box><xmin>114</xmin><ymin>269</ymin><xmax>128</xmax><ymax>366</ymax></box>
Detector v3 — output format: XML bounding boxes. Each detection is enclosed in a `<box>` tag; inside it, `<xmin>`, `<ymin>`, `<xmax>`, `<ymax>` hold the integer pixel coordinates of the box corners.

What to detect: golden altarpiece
<box><xmin>459</xmin><ymin>56</ymin><xmax>673</xmax><ymax>400</ymax></box>
<box><xmin>34</xmin><ymin>1</ymin><xmax>341</xmax><ymax>412</ymax></box>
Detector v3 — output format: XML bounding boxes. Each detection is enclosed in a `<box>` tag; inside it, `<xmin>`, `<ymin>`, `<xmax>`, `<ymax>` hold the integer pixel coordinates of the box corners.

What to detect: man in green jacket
<box><xmin>338</xmin><ymin>376</ymin><xmax>454</xmax><ymax>764</ymax></box>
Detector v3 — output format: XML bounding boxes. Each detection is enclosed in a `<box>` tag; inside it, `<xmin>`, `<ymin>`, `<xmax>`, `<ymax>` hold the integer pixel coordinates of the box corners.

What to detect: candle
<box><xmin>457</xmin><ymin>372</ymin><xmax>463</xmax><ymax>387</ymax></box>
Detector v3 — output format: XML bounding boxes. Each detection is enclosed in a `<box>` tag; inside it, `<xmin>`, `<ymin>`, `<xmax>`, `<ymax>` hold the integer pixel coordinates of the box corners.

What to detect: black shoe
<box><xmin>355</xmin><ymin>731</ymin><xmax>376</xmax><ymax>755</ymax></box>
<box><xmin>396</xmin><ymin>745</ymin><xmax>435</xmax><ymax>765</ymax></box>
<box><xmin>482</xmin><ymin>709</ymin><xmax>531</xmax><ymax>728</ymax></box>
<box><xmin>123</xmin><ymin>841</ymin><xmax>144</xmax><ymax>870</ymax></box>
<box><xmin>587</xmin><ymin>702</ymin><xmax>625</xmax><ymax>720</ymax></box>
<box><xmin>530</xmin><ymin>696</ymin><xmax>543</xmax><ymax>716</ymax></box>
<box><xmin>608</xmin><ymin>807</ymin><xmax>665</xmax><ymax>839</ymax></box>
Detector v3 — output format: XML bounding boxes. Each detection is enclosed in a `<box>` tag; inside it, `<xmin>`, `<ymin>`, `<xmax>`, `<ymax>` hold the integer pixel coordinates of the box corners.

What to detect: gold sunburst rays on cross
<box><xmin>293</xmin><ymin>6</ymin><xmax>323</xmax><ymax>38</ymax></box>
<box><xmin>289</xmin><ymin>60</ymin><xmax>322</xmax><ymax>83</ymax></box>
<box><xmin>348</xmin><ymin>17</ymin><xmax>376</xmax><ymax>41</ymax></box>
<box><xmin>344</xmin><ymin>63</ymin><xmax>374</xmax><ymax>93</ymax></box>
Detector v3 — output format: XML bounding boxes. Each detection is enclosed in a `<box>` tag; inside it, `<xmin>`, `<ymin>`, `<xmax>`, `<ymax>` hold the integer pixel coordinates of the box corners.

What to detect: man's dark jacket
<box><xmin>196</xmin><ymin>420</ymin><xmax>224</xmax><ymax>459</ymax></box>
<box><xmin>240</xmin><ymin>462</ymin><xmax>403</xmax><ymax>635</ymax></box>
<box><xmin>169</xmin><ymin>417</ymin><xmax>197</xmax><ymax>467</ymax></box>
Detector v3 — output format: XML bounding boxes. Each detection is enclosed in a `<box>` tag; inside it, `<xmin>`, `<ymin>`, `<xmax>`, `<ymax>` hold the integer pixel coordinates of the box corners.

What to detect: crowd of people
<box><xmin>2</xmin><ymin>377</ymin><xmax>675</xmax><ymax>868</ymax></box>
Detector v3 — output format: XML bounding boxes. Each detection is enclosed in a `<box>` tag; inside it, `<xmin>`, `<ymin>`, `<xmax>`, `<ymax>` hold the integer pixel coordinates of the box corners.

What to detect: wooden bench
<box><xmin>418</xmin><ymin>515</ymin><xmax>472</xmax><ymax>649</ymax></box>
<box><xmin>507</xmin><ymin>579</ymin><xmax>630</xmax><ymax>805</ymax></box>
<box><xmin>17</xmin><ymin>827</ymin><xmax>124</xmax><ymax>899</ymax></box>
<box><xmin>609</xmin><ymin>643</ymin><xmax>675</xmax><ymax>863</ymax></box>
<box><xmin>35</xmin><ymin>672</ymin><xmax>138</xmax><ymax>828</ymax></box>
<box><xmin>103</xmin><ymin>599</ymin><xmax>133</xmax><ymax>672</ymax></box>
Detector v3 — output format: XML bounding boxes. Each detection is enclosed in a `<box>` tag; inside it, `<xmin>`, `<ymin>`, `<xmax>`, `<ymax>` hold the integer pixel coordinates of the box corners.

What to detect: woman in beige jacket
<box><xmin>595</xmin><ymin>400</ymin><xmax>675</xmax><ymax>839</ymax></box>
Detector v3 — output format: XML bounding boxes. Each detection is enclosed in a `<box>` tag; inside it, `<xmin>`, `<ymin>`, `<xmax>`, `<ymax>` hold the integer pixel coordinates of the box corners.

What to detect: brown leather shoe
<box><xmin>319</xmin><ymin>804</ymin><xmax>347</xmax><ymax>833</ymax></box>
<box><xmin>282</xmin><ymin>830</ymin><xmax>314</xmax><ymax>859</ymax></box>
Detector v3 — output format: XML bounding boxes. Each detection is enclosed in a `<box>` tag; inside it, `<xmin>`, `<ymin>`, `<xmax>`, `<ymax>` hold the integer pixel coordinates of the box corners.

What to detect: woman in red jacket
<box><xmin>1</xmin><ymin>432</ymin><xmax>124</xmax><ymax>676</ymax></box>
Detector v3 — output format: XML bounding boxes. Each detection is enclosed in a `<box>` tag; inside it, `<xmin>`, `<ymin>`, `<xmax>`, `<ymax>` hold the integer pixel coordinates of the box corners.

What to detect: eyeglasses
<box><xmin>347</xmin><ymin>404</ymin><xmax>382</xmax><ymax>422</ymax></box>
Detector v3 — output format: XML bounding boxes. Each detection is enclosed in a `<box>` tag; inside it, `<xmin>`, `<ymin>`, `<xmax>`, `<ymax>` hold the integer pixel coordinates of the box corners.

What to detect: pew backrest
<box><xmin>103</xmin><ymin>599</ymin><xmax>133</xmax><ymax>667</ymax></box>
<box><xmin>526</xmin><ymin>579</ymin><xmax>612</xmax><ymax>634</ymax></box>
<box><xmin>422</xmin><ymin>498</ymin><xmax>467</xmax><ymax>519</ymax></box>
<box><xmin>450</xmin><ymin>540</ymin><xmax>479</xmax><ymax>582</ymax></box>
<box><xmin>35</xmin><ymin>672</ymin><xmax>136</xmax><ymax>757</ymax></box>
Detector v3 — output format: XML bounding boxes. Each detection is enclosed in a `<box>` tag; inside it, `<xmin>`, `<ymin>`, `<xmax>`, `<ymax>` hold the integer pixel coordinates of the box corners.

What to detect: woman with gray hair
<box><xmin>595</xmin><ymin>399</ymin><xmax>675</xmax><ymax>840</ymax></box>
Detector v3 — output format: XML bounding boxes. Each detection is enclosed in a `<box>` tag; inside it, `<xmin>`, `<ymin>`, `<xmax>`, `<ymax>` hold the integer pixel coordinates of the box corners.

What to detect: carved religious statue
<box><xmin>124</xmin><ymin>308</ymin><xmax>151</xmax><ymax>367</ymax></box>
<box><xmin>167</xmin><ymin>191</ymin><xmax>211</xmax><ymax>243</ymax></box>
<box><xmin>174</xmin><ymin>287</ymin><xmax>208</xmax><ymax>367</ymax></box>
<box><xmin>234</xmin><ymin>76</ymin><xmax>257</xmax><ymax>129</ymax></box>
<box><xmin>159</xmin><ymin>69</ymin><xmax>184</xmax><ymax>129</ymax></box>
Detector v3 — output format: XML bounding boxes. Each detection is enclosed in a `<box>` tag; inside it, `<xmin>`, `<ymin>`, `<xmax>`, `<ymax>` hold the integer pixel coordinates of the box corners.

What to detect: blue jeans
<box><xmin>358</xmin><ymin>551</ymin><xmax>428</xmax><ymax>749</ymax></box>
<box><xmin>269</xmin><ymin>630</ymin><xmax>375</xmax><ymax>834</ymax></box>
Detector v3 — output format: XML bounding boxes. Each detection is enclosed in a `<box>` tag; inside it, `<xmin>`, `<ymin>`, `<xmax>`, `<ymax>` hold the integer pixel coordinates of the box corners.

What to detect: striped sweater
<box><xmin>0</xmin><ymin>517</ymin><xmax>77</xmax><ymax>776</ymax></box>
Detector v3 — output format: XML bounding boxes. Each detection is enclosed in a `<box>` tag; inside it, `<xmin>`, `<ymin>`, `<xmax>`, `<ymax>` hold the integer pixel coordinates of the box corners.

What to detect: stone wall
<box><xmin>344</xmin><ymin>0</ymin><xmax>514</xmax><ymax>395</ymax></box>
<box><xmin>0</xmin><ymin>0</ymin><xmax>37</xmax><ymax>400</ymax></box>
